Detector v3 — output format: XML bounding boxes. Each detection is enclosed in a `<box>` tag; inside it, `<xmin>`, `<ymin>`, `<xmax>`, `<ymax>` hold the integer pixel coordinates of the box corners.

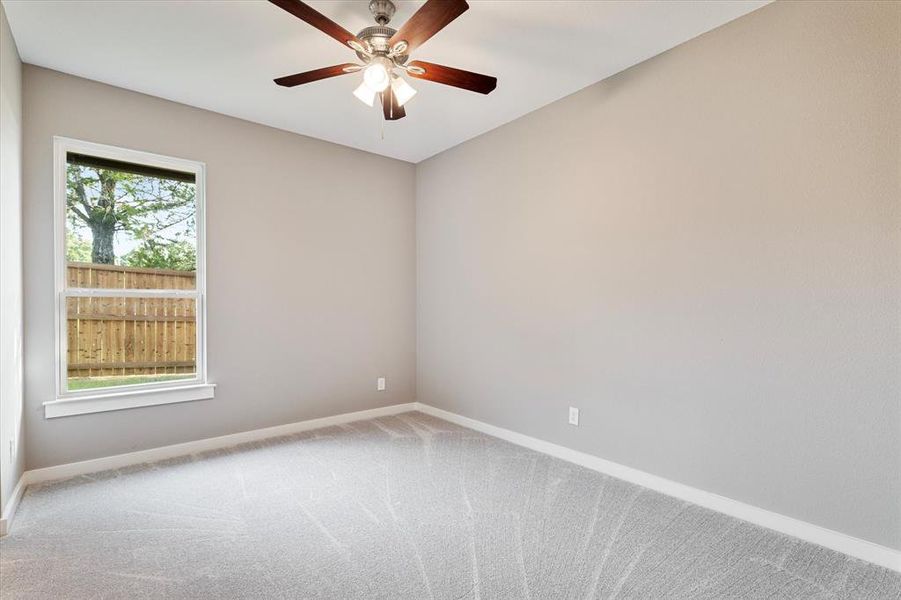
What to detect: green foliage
<box><xmin>123</xmin><ymin>240</ymin><xmax>196</xmax><ymax>271</ymax></box>
<box><xmin>65</xmin><ymin>230</ymin><xmax>93</xmax><ymax>263</ymax></box>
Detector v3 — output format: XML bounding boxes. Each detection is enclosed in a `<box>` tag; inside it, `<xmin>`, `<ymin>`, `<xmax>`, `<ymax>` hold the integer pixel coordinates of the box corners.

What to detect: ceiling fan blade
<box><xmin>406</xmin><ymin>61</ymin><xmax>497</xmax><ymax>94</ymax></box>
<box><xmin>269</xmin><ymin>0</ymin><xmax>363</xmax><ymax>51</ymax></box>
<box><xmin>380</xmin><ymin>87</ymin><xmax>406</xmax><ymax>121</ymax></box>
<box><xmin>388</xmin><ymin>0</ymin><xmax>469</xmax><ymax>55</ymax></box>
<box><xmin>274</xmin><ymin>64</ymin><xmax>360</xmax><ymax>87</ymax></box>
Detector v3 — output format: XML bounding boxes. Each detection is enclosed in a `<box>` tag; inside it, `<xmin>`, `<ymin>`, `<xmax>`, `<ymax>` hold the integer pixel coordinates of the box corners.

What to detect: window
<box><xmin>47</xmin><ymin>138</ymin><xmax>213</xmax><ymax>418</ymax></box>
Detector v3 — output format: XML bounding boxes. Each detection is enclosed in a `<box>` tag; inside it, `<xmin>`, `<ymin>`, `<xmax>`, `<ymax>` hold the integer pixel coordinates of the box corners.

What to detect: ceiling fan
<box><xmin>269</xmin><ymin>0</ymin><xmax>497</xmax><ymax>121</ymax></box>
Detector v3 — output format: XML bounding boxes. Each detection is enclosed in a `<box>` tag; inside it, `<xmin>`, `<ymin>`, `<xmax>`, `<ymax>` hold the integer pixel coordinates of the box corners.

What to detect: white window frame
<box><xmin>46</xmin><ymin>137</ymin><xmax>214</xmax><ymax>418</ymax></box>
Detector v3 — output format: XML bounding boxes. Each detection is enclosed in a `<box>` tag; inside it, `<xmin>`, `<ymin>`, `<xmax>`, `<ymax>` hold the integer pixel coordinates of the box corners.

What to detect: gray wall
<box><xmin>0</xmin><ymin>1</ymin><xmax>25</xmax><ymax>514</ymax></box>
<box><xmin>416</xmin><ymin>0</ymin><xmax>901</xmax><ymax>550</ymax></box>
<box><xmin>23</xmin><ymin>66</ymin><xmax>416</xmax><ymax>469</ymax></box>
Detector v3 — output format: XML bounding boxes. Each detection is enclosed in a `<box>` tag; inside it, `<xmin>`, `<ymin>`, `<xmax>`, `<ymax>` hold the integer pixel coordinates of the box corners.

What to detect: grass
<box><xmin>67</xmin><ymin>373</ymin><xmax>194</xmax><ymax>391</ymax></box>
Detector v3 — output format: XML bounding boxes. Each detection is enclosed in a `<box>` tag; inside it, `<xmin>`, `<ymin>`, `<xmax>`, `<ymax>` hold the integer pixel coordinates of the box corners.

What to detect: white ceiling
<box><xmin>4</xmin><ymin>0</ymin><xmax>768</xmax><ymax>163</ymax></box>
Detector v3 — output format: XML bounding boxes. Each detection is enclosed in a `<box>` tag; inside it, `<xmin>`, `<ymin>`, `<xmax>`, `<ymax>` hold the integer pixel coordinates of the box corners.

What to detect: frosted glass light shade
<box><xmin>363</xmin><ymin>62</ymin><xmax>390</xmax><ymax>92</ymax></box>
<box><xmin>391</xmin><ymin>75</ymin><xmax>417</xmax><ymax>107</ymax></box>
<box><xmin>353</xmin><ymin>81</ymin><xmax>377</xmax><ymax>107</ymax></box>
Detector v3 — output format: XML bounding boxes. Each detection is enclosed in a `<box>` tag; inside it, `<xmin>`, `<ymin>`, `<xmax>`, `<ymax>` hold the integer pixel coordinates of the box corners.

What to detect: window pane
<box><xmin>66</xmin><ymin>296</ymin><xmax>197</xmax><ymax>392</ymax></box>
<box><xmin>65</xmin><ymin>155</ymin><xmax>197</xmax><ymax>289</ymax></box>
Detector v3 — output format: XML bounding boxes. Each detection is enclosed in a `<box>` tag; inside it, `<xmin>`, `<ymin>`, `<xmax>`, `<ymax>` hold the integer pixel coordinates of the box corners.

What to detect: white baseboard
<box><xmin>25</xmin><ymin>402</ymin><xmax>417</xmax><ymax>485</ymax></box>
<box><xmin>414</xmin><ymin>403</ymin><xmax>901</xmax><ymax>573</ymax></box>
<box><xmin>0</xmin><ymin>475</ymin><xmax>27</xmax><ymax>536</ymax></box>
<box><xmin>4</xmin><ymin>400</ymin><xmax>899</xmax><ymax>573</ymax></box>
<box><xmin>0</xmin><ymin>402</ymin><xmax>418</xmax><ymax>535</ymax></box>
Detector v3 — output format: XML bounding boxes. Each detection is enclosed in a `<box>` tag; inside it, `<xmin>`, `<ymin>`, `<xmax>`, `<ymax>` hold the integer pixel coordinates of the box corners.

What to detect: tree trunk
<box><xmin>89</xmin><ymin>171</ymin><xmax>118</xmax><ymax>264</ymax></box>
<box><xmin>90</xmin><ymin>223</ymin><xmax>116</xmax><ymax>264</ymax></box>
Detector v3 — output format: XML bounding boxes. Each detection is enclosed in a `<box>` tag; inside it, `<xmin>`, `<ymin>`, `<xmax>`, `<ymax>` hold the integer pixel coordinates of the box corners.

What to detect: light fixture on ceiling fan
<box><xmin>269</xmin><ymin>0</ymin><xmax>498</xmax><ymax>121</ymax></box>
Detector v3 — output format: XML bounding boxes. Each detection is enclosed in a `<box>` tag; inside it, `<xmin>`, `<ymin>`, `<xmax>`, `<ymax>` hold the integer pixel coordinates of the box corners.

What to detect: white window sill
<box><xmin>44</xmin><ymin>383</ymin><xmax>215</xmax><ymax>419</ymax></box>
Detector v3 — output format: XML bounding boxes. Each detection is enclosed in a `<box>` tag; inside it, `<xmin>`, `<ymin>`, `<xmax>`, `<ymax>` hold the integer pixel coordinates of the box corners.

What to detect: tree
<box><xmin>124</xmin><ymin>240</ymin><xmax>197</xmax><ymax>271</ymax></box>
<box><xmin>66</xmin><ymin>164</ymin><xmax>195</xmax><ymax>265</ymax></box>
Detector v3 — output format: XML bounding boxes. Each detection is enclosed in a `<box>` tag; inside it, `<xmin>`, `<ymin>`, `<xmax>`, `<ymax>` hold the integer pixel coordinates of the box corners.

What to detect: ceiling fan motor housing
<box><xmin>356</xmin><ymin>26</ymin><xmax>409</xmax><ymax>64</ymax></box>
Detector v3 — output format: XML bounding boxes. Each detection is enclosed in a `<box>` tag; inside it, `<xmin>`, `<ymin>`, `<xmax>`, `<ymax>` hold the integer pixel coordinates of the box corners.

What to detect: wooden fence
<box><xmin>66</xmin><ymin>262</ymin><xmax>197</xmax><ymax>378</ymax></box>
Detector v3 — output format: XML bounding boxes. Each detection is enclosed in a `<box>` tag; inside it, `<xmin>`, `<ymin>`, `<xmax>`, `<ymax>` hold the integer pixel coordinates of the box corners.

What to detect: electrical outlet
<box><xmin>377</xmin><ymin>377</ymin><xmax>387</xmax><ymax>391</ymax></box>
<box><xmin>568</xmin><ymin>406</ymin><xmax>580</xmax><ymax>426</ymax></box>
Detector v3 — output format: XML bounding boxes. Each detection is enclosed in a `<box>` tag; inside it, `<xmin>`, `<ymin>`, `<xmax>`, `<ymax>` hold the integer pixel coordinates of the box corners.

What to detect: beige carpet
<box><xmin>1</xmin><ymin>412</ymin><xmax>898</xmax><ymax>599</ymax></box>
